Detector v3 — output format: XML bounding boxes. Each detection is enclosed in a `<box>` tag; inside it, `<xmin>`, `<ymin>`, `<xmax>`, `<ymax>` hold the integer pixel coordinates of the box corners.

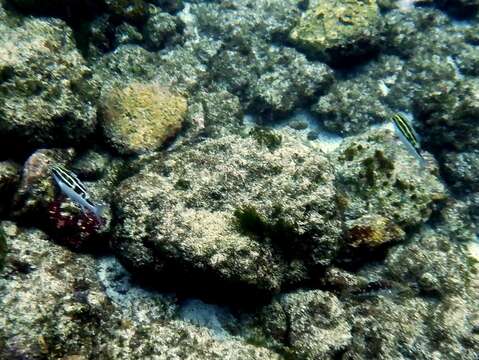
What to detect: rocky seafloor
<box><xmin>1</xmin><ymin>0</ymin><xmax>479</xmax><ymax>358</ymax></box>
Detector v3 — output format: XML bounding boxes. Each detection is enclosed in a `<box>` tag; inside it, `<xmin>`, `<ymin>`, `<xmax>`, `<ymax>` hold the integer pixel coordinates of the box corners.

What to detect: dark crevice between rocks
<box><xmin>332</xmin><ymin>243</ymin><xmax>392</xmax><ymax>273</ymax></box>
<box><xmin>4</xmin><ymin>0</ymin><xmax>105</xmax><ymax>21</ymax></box>
<box><xmin>326</xmin><ymin>47</ymin><xmax>383</xmax><ymax>71</ymax></box>
<box><xmin>289</xmin><ymin>40</ymin><xmax>383</xmax><ymax>71</ymax></box>
<box><xmin>113</xmin><ymin>250</ymin><xmax>277</xmax><ymax>310</ymax></box>
<box><xmin>0</xmin><ymin>136</ymin><xmax>34</xmax><ymax>162</ymax></box>
<box><xmin>431</xmin><ymin>1</ymin><xmax>479</xmax><ymax>19</ymax></box>
<box><xmin>4</xmin><ymin>0</ymin><xmax>182</xmax><ymax>58</ymax></box>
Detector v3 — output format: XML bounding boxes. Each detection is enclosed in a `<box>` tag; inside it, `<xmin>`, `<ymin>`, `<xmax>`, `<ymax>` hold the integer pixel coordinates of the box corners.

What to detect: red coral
<box><xmin>48</xmin><ymin>197</ymin><xmax>104</xmax><ymax>250</ymax></box>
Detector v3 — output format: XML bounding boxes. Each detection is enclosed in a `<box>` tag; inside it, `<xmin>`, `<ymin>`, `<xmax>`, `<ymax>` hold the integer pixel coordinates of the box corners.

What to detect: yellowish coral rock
<box><xmin>102</xmin><ymin>82</ymin><xmax>187</xmax><ymax>154</ymax></box>
<box><xmin>290</xmin><ymin>0</ymin><xmax>381</xmax><ymax>61</ymax></box>
<box><xmin>346</xmin><ymin>214</ymin><xmax>405</xmax><ymax>247</ymax></box>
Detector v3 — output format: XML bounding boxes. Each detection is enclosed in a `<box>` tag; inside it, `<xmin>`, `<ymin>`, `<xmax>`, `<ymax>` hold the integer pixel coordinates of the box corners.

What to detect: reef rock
<box><xmin>289</xmin><ymin>0</ymin><xmax>382</xmax><ymax>63</ymax></box>
<box><xmin>248</xmin><ymin>48</ymin><xmax>334</xmax><ymax>114</ymax></box>
<box><xmin>101</xmin><ymin>82</ymin><xmax>187</xmax><ymax>155</ymax></box>
<box><xmin>333</xmin><ymin>128</ymin><xmax>446</xmax><ymax>237</ymax></box>
<box><xmin>345</xmin><ymin>295</ymin><xmax>479</xmax><ymax>359</ymax></box>
<box><xmin>143</xmin><ymin>9</ymin><xmax>179</xmax><ymax>50</ymax></box>
<box><xmin>0</xmin><ymin>17</ymin><xmax>97</xmax><ymax>148</ymax></box>
<box><xmin>261</xmin><ymin>290</ymin><xmax>352</xmax><ymax>359</ymax></box>
<box><xmin>113</xmin><ymin>127</ymin><xmax>447</xmax><ymax>295</ymax></box>
<box><xmin>12</xmin><ymin>148</ymin><xmax>74</xmax><ymax>219</ymax></box>
<box><xmin>113</xmin><ymin>130</ymin><xmax>342</xmax><ymax>295</ymax></box>
<box><xmin>386</xmin><ymin>227</ymin><xmax>472</xmax><ymax>297</ymax></box>
<box><xmin>311</xmin><ymin>55</ymin><xmax>403</xmax><ymax>135</ymax></box>
<box><xmin>0</xmin><ymin>222</ymin><xmax>281</xmax><ymax>359</ymax></box>
<box><xmin>185</xmin><ymin>89</ymin><xmax>244</xmax><ymax>138</ymax></box>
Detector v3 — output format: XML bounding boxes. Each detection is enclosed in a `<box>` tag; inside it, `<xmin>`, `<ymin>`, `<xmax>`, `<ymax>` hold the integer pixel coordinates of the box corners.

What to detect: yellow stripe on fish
<box><xmin>391</xmin><ymin>113</ymin><xmax>425</xmax><ymax>164</ymax></box>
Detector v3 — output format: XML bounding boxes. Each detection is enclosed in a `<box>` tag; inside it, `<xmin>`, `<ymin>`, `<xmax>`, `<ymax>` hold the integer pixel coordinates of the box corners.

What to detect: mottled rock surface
<box><xmin>0</xmin><ymin>222</ymin><xmax>282</xmax><ymax>359</ymax></box>
<box><xmin>184</xmin><ymin>89</ymin><xmax>244</xmax><ymax>138</ymax></box>
<box><xmin>386</xmin><ymin>227</ymin><xmax>471</xmax><ymax>296</ymax></box>
<box><xmin>345</xmin><ymin>295</ymin><xmax>479</xmax><ymax>359</ymax></box>
<box><xmin>101</xmin><ymin>82</ymin><xmax>187</xmax><ymax>154</ymax></box>
<box><xmin>1</xmin><ymin>0</ymin><xmax>479</xmax><ymax>358</ymax></box>
<box><xmin>333</xmin><ymin>128</ymin><xmax>445</xmax><ymax>236</ymax></box>
<box><xmin>113</xmin><ymin>130</ymin><xmax>341</xmax><ymax>294</ymax></box>
<box><xmin>113</xmin><ymin>127</ymin><xmax>446</xmax><ymax>295</ymax></box>
<box><xmin>312</xmin><ymin>55</ymin><xmax>403</xmax><ymax>134</ymax></box>
<box><xmin>249</xmin><ymin>48</ymin><xmax>334</xmax><ymax>114</ymax></box>
<box><xmin>262</xmin><ymin>290</ymin><xmax>352</xmax><ymax>360</ymax></box>
<box><xmin>0</xmin><ymin>17</ymin><xmax>97</xmax><ymax>147</ymax></box>
<box><xmin>290</xmin><ymin>0</ymin><xmax>382</xmax><ymax>63</ymax></box>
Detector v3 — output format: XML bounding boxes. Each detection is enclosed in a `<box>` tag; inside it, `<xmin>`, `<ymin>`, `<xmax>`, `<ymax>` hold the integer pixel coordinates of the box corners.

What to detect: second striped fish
<box><xmin>391</xmin><ymin>113</ymin><xmax>425</xmax><ymax>165</ymax></box>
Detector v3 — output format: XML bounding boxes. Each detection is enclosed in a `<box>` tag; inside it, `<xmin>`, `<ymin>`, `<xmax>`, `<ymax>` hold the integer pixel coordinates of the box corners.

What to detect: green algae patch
<box><xmin>101</xmin><ymin>82</ymin><xmax>187</xmax><ymax>155</ymax></box>
<box><xmin>289</xmin><ymin>0</ymin><xmax>381</xmax><ymax>62</ymax></box>
<box><xmin>249</xmin><ymin>127</ymin><xmax>282</xmax><ymax>150</ymax></box>
<box><xmin>234</xmin><ymin>206</ymin><xmax>267</xmax><ymax>237</ymax></box>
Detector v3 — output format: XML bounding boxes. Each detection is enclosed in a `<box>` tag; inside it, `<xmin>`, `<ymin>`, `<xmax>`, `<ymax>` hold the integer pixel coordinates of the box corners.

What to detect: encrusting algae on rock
<box><xmin>289</xmin><ymin>0</ymin><xmax>382</xmax><ymax>63</ymax></box>
<box><xmin>346</xmin><ymin>214</ymin><xmax>405</xmax><ymax>248</ymax></box>
<box><xmin>2</xmin><ymin>0</ymin><xmax>479</xmax><ymax>358</ymax></box>
<box><xmin>101</xmin><ymin>82</ymin><xmax>187</xmax><ymax>155</ymax></box>
<box><xmin>0</xmin><ymin>16</ymin><xmax>97</xmax><ymax>148</ymax></box>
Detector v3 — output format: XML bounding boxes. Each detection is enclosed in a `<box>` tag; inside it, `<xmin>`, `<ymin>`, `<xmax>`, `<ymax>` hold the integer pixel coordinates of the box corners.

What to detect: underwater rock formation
<box><xmin>333</xmin><ymin>128</ymin><xmax>445</xmax><ymax>234</ymax></box>
<box><xmin>312</xmin><ymin>55</ymin><xmax>403</xmax><ymax>135</ymax></box>
<box><xmin>112</xmin><ymin>127</ymin><xmax>446</xmax><ymax>296</ymax></box>
<box><xmin>386</xmin><ymin>227</ymin><xmax>471</xmax><ymax>296</ymax></box>
<box><xmin>261</xmin><ymin>290</ymin><xmax>352</xmax><ymax>360</ymax></box>
<box><xmin>0</xmin><ymin>17</ymin><xmax>97</xmax><ymax>148</ymax></box>
<box><xmin>113</xmin><ymin>130</ymin><xmax>341</xmax><ymax>295</ymax></box>
<box><xmin>185</xmin><ymin>89</ymin><xmax>244</xmax><ymax>138</ymax></box>
<box><xmin>345</xmin><ymin>294</ymin><xmax>479</xmax><ymax>359</ymax></box>
<box><xmin>314</xmin><ymin>8</ymin><xmax>475</xmax><ymax>136</ymax></box>
<box><xmin>1</xmin><ymin>0</ymin><xmax>479</xmax><ymax>358</ymax></box>
<box><xmin>101</xmin><ymin>82</ymin><xmax>187</xmax><ymax>155</ymax></box>
<box><xmin>92</xmin><ymin>45</ymin><xmax>161</xmax><ymax>85</ymax></box>
<box><xmin>5</xmin><ymin>0</ymin><xmax>184</xmax><ymax>56</ymax></box>
<box><xmin>0</xmin><ymin>222</ymin><xmax>281</xmax><ymax>359</ymax></box>
<box><xmin>12</xmin><ymin>148</ymin><xmax>74</xmax><ymax>219</ymax></box>
<box><xmin>443</xmin><ymin>150</ymin><xmax>479</xmax><ymax>193</ymax></box>
<box><xmin>289</xmin><ymin>0</ymin><xmax>382</xmax><ymax>64</ymax></box>
<box><xmin>143</xmin><ymin>9</ymin><xmax>179</xmax><ymax>50</ymax></box>
<box><xmin>249</xmin><ymin>48</ymin><xmax>334</xmax><ymax>115</ymax></box>
<box><xmin>437</xmin><ymin>199</ymin><xmax>478</xmax><ymax>243</ymax></box>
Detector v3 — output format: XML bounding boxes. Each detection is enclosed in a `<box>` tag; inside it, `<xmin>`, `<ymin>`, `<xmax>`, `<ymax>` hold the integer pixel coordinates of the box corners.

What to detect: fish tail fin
<box><xmin>96</xmin><ymin>204</ymin><xmax>107</xmax><ymax>217</ymax></box>
<box><xmin>417</xmin><ymin>152</ymin><xmax>428</xmax><ymax>168</ymax></box>
<box><xmin>93</xmin><ymin>204</ymin><xmax>108</xmax><ymax>224</ymax></box>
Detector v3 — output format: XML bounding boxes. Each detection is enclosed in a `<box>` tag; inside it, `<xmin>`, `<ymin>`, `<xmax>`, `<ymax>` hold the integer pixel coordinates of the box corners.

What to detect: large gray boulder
<box><xmin>0</xmin><ymin>17</ymin><xmax>97</xmax><ymax>147</ymax></box>
<box><xmin>113</xmin><ymin>130</ymin><xmax>341</xmax><ymax>295</ymax></box>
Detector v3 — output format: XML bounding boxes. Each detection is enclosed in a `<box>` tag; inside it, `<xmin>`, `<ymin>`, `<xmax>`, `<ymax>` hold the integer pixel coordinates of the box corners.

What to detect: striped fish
<box><xmin>391</xmin><ymin>113</ymin><xmax>425</xmax><ymax>165</ymax></box>
<box><xmin>51</xmin><ymin>165</ymin><xmax>106</xmax><ymax>222</ymax></box>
